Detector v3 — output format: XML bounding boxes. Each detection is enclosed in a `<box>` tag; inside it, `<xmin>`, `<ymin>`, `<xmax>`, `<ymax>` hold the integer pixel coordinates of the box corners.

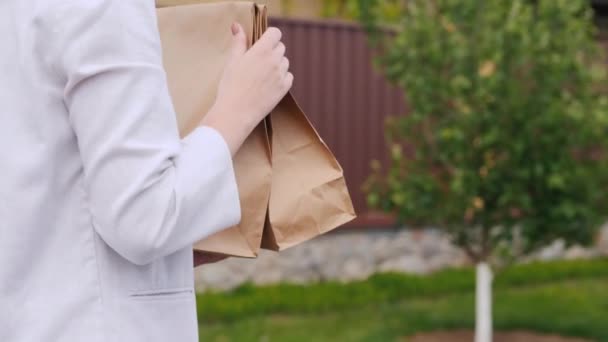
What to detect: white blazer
<box><xmin>0</xmin><ymin>1</ymin><xmax>241</xmax><ymax>341</ymax></box>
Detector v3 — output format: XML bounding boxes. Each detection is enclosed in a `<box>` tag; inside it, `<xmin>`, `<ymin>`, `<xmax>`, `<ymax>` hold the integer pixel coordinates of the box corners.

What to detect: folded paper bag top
<box><xmin>157</xmin><ymin>1</ymin><xmax>356</xmax><ymax>257</ymax></box>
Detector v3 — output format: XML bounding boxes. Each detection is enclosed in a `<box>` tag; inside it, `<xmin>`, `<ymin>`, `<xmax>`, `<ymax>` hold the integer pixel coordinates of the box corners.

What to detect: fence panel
<box><xmin>270</xmin><ymin>17</ymin><xmax>407</xmax><ymax>227</ymax></box>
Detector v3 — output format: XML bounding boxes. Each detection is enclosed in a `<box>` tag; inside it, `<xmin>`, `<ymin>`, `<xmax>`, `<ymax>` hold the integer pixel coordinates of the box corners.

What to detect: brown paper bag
<box><xmin>158</xmin><ymin>2</ymin><xmax>271</xmax><ymax>257</ymax></box>
<box><xmin>263</xmin><ymin>95</ymin><xmax>356</xmax><ymax>251</ymax></box>
<box><xmin>158</xmin><ymin>1</ymin><xmax>356</xmax><ymax>255</ymax></box>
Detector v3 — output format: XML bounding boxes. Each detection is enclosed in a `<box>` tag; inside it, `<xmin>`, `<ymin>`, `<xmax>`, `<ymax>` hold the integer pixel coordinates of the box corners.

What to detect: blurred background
<box><xmin>162</xmin><ymin>1</ymin><xmax>608</xmax><ymax>341</ymax></box>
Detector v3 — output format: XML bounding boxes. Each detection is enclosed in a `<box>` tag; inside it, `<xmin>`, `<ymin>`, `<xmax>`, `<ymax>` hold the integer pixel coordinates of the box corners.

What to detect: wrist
<box><xmin>201</xmin><ymin>103</ymin><xmax>255</xmax><ymax>156</ymax></box>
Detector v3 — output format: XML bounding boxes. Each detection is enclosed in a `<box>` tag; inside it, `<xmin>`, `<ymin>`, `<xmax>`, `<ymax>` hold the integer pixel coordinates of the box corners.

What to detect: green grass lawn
<box><xmin>196</xmin><ymin>259</ymin><xmax>608</xmax><ymax>341</ymax></box>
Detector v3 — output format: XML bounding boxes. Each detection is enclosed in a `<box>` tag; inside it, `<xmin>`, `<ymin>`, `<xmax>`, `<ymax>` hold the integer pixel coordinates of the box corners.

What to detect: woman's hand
<box><xmin>193</xmin><ymin>251</ymin><xmax>229</xmax><ymax>267</ymax></box>
<box><xmin>202</xmin><ymin>23</ymin><xmax>293</xmax><ymax>156</ymax></box>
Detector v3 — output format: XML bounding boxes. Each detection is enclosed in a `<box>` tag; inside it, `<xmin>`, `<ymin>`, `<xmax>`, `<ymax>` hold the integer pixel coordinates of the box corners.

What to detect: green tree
<box><xmin>360</xmin><ymin>1</ymin><xmax>608</xmax><ymax>341</ymax></box>
<box><xmin>319</xmin><ymin>0</ymin><xmax>401</xmax><ymax>21</ymax></box>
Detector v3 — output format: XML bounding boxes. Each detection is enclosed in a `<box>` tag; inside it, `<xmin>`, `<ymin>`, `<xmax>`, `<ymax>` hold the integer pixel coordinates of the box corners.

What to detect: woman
<box><xmin>0</xmin><ymin>1</ymin><xmax>291</xmax><ymax>341</ymax></box>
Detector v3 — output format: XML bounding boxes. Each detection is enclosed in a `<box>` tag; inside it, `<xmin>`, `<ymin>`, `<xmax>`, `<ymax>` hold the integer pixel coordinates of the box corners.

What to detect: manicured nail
<box><xmin>231</xmin><ymin>22</ymin><xmax>239</xmax><ymax>35</ymax></box>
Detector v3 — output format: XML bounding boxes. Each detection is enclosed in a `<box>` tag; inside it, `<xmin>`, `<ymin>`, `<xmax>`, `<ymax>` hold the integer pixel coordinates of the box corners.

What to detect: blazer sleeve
<box><xmin>41</xmin><ymin>0</ymin><xmax>241</xmax><ymax>265</ymax></box>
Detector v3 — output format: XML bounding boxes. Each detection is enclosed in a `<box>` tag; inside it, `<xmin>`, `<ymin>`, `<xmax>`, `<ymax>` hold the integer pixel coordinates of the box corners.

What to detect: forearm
<box><xmin>201</xmin><ymin>103</ymin><xmax>258</xmax><ymax>157</ymax></box>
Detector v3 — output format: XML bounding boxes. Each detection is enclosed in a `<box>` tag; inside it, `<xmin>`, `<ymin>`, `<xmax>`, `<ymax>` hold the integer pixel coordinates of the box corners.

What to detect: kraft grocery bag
<box><xmin>157</xmin><ymin>1</ymin><xmax>356</xmax><ymax>256</ymax></box>
<box><xmin>158</xmin><ymin>2</ymin><xmax>270</xmax><ymax>257</ymax></box>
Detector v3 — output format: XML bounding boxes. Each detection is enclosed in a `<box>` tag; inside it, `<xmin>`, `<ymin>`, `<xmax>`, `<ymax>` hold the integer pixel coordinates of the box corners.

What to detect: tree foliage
<box><xmin>319</xmin><ymin>0</ymin><xmax>403</xmax><ymax>21</ymax></box>
<box><xmin>361</xmin><ymin>0</ymin><xmax>608</xmax><ymax>262</ymax></box>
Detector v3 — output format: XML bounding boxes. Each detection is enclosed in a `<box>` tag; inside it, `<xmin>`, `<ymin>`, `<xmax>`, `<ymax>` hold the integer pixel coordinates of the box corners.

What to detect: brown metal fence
<box><xmin>270</xmin><ymin>17</ymin><xmax>407</xmax><ymax>227</ymax></box>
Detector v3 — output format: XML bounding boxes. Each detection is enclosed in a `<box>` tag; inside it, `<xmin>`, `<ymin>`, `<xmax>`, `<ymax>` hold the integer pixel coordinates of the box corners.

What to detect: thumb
<box><xmin>229</xmin><ymin>22</ymin><xmax>247</xmax><ymax>58</ymax></box>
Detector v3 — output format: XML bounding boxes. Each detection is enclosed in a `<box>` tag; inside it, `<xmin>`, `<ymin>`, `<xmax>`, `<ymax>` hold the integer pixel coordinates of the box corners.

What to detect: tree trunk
<box><xmin>475</xmin><ymin>262</ymin><xmax>493</xmax><ymax>342</ymax></box>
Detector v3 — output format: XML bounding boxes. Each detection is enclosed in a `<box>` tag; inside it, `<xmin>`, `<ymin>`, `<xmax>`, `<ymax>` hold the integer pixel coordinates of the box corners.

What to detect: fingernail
<box><xmin>231</xmin><ymin>22</ymin><xmax>239</xmax><ymax>35</ymax></box>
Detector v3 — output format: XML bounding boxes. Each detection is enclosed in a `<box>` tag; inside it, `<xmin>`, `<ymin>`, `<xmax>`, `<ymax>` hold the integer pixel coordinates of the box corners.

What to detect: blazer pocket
<box><xmin>128</xmin><ymin>287</ymin><xmax>194</xmax><ymax>302</ymax></box>
<box><xmin>113</xmin><ymin>288</ymin><xmax>198</xmax><ymax>341</ymax></box>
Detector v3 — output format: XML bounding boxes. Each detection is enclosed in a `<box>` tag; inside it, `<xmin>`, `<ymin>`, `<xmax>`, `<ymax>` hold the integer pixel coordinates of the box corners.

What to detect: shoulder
<box><xmin>37</xmin><ymin>0</ymin><xmax>156</xmax><ymax>29</ymax></box>
<box><xmin>35</xmin><ymin>0</ymin><xmax>158</xmax><ymax>49</ymax></box>
<box><xmin>32</xmin><ymin>0</ymin><xmax>160</xmax><ymax>79</ymax></box>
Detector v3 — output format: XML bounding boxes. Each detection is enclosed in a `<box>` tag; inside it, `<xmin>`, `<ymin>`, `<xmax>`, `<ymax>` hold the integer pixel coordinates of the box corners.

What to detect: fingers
<box><xmin>267</xmin><ymin>38</ymin><xmax>290</xmax><ymax>85</ymax></box>
<box><xmin>245</xmin><ymin>26</ymin><xmax>293</xmax><ymax>93</ymax></box>
<box><xmin>279</xmin><ymin>56</ymin><xmax>290</xmax><ymax>75</ymax></box>
<box><xmin>274</xmin><ymin>42</ymin><xmax>286</xmax><ymax>59</ymax></box>
<box><xmin>231</xmin><ymin>22</ymin><xmax>242</xmax><ymax>35</ymax></box>
<box><xmin>230</xmin><ymin>22</ymin><xmax>247</xmax><ymax>57</ymax></box>
<box><xmin>284</xmin><ymin>72</ymin><xmax>294</xmax><ymax>92</ymax></box>
<box><xmin>254</xmin><ymin>27</ymin><xmax>282</xmax><ymax>51</ymax></box>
